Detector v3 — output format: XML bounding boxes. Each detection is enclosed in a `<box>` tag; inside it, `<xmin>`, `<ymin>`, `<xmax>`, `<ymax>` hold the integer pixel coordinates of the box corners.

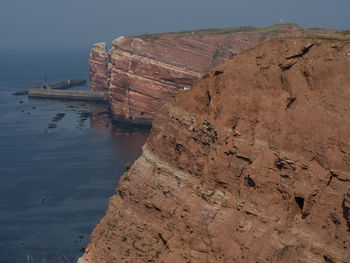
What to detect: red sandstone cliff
<box><xmin>89</xmin><ymin>24</ymin><xmax>342</xmax><ymax>121</ymax></box>
<box><xmin>89</xmin><ymin>43</ymin><xmax>109</xmax><ymax>92</ymax></box>
<box><xmin>81</xmin><ymin>38</ymin><xmax>350</xmax><ymax>262</ymax></box>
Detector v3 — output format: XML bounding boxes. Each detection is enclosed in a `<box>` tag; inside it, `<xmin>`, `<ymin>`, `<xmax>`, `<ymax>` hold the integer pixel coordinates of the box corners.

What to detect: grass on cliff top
<box><xmin>175</xmin><ymin>23</ymin><xmax>302</xmax><ymax>35</ymax></box>
<box><xmin>138</xmin><ymin>23</ymin><xmax>302</xmax><ymax>41</ymax></box>
<box><xmin>137</xmin><ymin>23</ymin><xmax>350</xmax><ymax>42</ymax></box>
<box><xmin>282</xmin><ymin>33</ymin><xmax>350</xmax><ymax>41</ymax></box>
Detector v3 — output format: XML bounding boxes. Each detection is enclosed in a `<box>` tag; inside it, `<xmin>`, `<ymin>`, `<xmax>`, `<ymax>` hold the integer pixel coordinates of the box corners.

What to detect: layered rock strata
<box><xmin>89</xmin><ymin>24</ymin><xmax>342</xmax><ymax>120</ymax></box>
<box><xmin>82</xmin><ymin>38</ymin><xmax>350</xmax><ymax>262</ymax></box>
<box><xmin>89</xmin><ymin>43</ymin><xmax>109</xmax><ymax>92</ymax></box>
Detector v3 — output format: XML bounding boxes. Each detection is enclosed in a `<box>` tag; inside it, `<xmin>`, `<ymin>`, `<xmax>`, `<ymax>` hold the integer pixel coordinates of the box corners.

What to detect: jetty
<box><xmin>13</xmin><ymin>78</ymin><xmax>87</xmax><ymax>95</ymax></box>
<box><xmin>28</xmin><ymin>87</ymin><xmax>108</xmax><ymax>102</ymax></box>
<box><xmin>13</xmin><ymin>78</ymin><xmax>108</xmax><ymax>103</ymax></box>
<box><xmin>34</xmin><ymin>78</ymin><xmax>87</xmax><ymax>90</ymax></box>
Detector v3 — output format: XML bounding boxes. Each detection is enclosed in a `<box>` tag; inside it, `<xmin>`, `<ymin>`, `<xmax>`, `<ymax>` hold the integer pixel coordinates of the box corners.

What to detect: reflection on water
<box><xmin>0</xmin><ymin>93</ymin><xmax>150</xmax><ymax>263</ymax></box>
<box><xmin>89</xmin><ymin>103</ymin><xmax>152</xmax><ymax>156</ymax></box>
<box><xmin>27</xmin><ymin>97</ymin><xmax>152</xmax><ymax>165</ymax></box>
<box><xmin>0</xmin><ymin>47</ymin><xmax>151</xmax><ymax>262</ymax></box>
<box><xmin>0</xmin><ymin>47</ymin><xmax>152</xmax><ymax>262</ymax></box>
<box><xmin>89</xmin><ymin>103</ymin><xmax>152</xmax><ymax>157</ymax></box>
<box><xmin>90</xmin><ymin>104</ymin><xmax>112</xmax><ymax>132</ymax></box>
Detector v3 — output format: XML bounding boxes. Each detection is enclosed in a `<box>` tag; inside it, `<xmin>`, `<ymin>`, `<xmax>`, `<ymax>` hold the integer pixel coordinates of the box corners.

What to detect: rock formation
<box><xmin>89</xmin><ymin>24</ymin><xmax>343</xmax><ymax>121</ymax></box>
<box><xmin>89</xmin><ymin>43</ymin><xmax>109</xmax><ymax>92</ymax></box>
<box><xmin>81</xmin><ymin>38</ymin><xmax>350</xmax><ymax>262</ymax></box>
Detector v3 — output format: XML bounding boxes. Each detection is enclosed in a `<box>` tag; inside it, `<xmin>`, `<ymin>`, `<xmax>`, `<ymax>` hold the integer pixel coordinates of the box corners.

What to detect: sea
<box><xmin>0</xmin><ymin>47</ymin><xmax>150</xmax><ymax>263</ymax></box>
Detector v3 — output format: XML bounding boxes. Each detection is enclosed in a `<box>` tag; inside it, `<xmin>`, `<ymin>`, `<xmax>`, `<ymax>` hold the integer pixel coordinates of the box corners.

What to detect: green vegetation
<box><xmin>110</xmin><ymin>221</ymin><xmax>118</xmax><ymax>230</ymax></box>
<box><xmin>171</xmin><ymin>89</ymin><xmax>190</xmax><ymax>98</ymax></box>
<box><xmin>281</xmin><ymin>245</ymin><xmax>293</xmax><ymax>253</ymax></box>
<box><xmin>283</xmin><ymin>33</ymin><xmax>350</xmax><ymax>41</ymax></box>
<box><xmin>79</xmin><ymin>112</ymin><xmax>90</xmax><ymax>119</ymax></box>
<box><xmin>138</xmin><ymin>33</ymin><xmax>161</xmax><ymax>42</ymax></box>
<box><xmin>275</xmin><ymin>245</ymin><xmax>294</xmax><ymax>261</ymax></box>
<box><xmin>137</xmin><ymin>23</ymin><xmax>303</xmax><ymax>40</ymax></box>
<box><xmin>204</xmin><ymin>47</ymin><xmax>226</xmax><ymax>72</ymax></box>
<box><xmin>307</xmin><ymin>27</ymin><xmax>330</xmax><ymax>30</ymax></box>
<box><xmin>125</xmin><ymin>161</ymin><xmax>133</xmax><ymax>171</ymax></box>
<box><xmin>135</xmin><ymin>235</ymin><xmax>143</xmax><ymax>240</ymax></box>
<box><xmin>137</xmin><ymin>24</ymin><xmax>350</xmax><ymax>45</ymax></box>
<box><xmin>104</xmin><ymin>229</ymin><xmax>111</xmax><ymax>238</ymax></box>
<box><xmin>124</xmin><ymin>175</ymin><xmax>131</xmax><ymax>182</ymax></box>
<box><xmin>276</xmin><ymin>229</ymin><xmax>284</xmax><ymax>235</ymax></box>
<box><xmin>210</xmin><ymin>48</ymin><xmax>223</xmax><ymax>65</ymax></box>
<box><xmin>169</xmin><ymin>23</ymin><xmax>301</xmax><ymax>36</ymax></box>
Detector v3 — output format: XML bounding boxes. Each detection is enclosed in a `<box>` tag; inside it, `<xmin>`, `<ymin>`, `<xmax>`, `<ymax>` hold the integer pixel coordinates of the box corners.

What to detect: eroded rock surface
<box><xmin>89</xmin><ymin>24</ymin><xmax>342</xmax><ymax>120</ymax></box>
<box><xmin>83</xmin><ymin>38</ymin><xmax>350</xmax><ymax>262</ymax></box>
<box><xmin>89</xmin><ymin>43</ymin><xmax>109</xmax><ymax>92</ymax></box>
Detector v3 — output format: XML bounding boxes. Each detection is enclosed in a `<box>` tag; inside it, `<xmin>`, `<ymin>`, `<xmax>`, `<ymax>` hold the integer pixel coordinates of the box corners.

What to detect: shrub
<box><xmin>125</xmin><ymin>162</ymin><xmax>133</xmax><ymax>171</ymax></box>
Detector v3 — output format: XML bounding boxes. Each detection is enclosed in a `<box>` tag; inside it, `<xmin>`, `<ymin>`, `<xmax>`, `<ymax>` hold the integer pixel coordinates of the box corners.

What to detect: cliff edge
<box><xmin>83</xmin><ymin>38</ymin><xmax>350</xmax><ymax>262</ymax></box>
<box><xmin>89</xmin><ymin>24</ymin><xmax>343</xmax><ymax>121</ymax></box>
<box><xmin>89</xmin><ymin>42</ymin><xmax>109</xmax><ymax>92</ymax></box>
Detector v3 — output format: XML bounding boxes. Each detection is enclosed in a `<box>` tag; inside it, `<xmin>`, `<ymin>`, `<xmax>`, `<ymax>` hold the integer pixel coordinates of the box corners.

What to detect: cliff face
<box><xmin>89</xmin><ymin>24</ymin><xmax>341</xmax><ymax>120</ymax></box>
<box><xmin>89</xmin><ymin>43</ymin><xmax>109</xmax><ymax>92</ymax></box>
<box><xmin>82</xmin><ymin>38</ymin><xmax>350</xmax><ymax>262</ymax></box>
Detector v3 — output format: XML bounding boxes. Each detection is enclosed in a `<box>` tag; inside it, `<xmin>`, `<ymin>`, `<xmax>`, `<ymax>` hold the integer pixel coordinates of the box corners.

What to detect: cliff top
<box><xmin>132</xmin><ymin>23</ymin><xmax>348</xmax><ymax>41</ymax></box>
<box><xmin>91</xmin><ymin>23</ymin><xmax>349</xmax><ymax>120</ymax></box>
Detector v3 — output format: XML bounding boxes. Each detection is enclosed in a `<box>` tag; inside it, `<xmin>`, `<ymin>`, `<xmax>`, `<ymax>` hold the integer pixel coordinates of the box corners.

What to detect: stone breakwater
<box><xmin>89</xmin><ymin>24</ymin><xmax>342</xmax><ymax>121</ymax></box>
<box><xmin>28</xmin><ymin>88</ymin><xmax>108</xmax><ymax>102</ymax></box>
<box><xmin>81</xmin><ymin>38</ymin><xmax>350</xmax><ymax>262</ymax></box>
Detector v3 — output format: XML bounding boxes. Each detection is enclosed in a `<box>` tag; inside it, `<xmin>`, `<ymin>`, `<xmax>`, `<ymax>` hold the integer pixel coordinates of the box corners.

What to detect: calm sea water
<box><xmin>0</xmin><ymin>48</ymin><xmax>150</xmax><ymax>262</ymax></box>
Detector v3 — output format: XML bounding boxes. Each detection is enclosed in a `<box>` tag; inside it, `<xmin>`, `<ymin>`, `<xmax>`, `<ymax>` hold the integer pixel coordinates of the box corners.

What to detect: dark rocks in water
<box><xmin>19</xmin><ymin>101</ymin><xmax>23</xmax><ymax>104</ymax></box>
<box><xmin>47</xmin><ymin>113</ymin><xmax>66</xmax><ymax>130</ymax></box>
<box><xmin>51</xmin><ymin>113</ymin><xmax>65</xmax><ymax>123</ymax></box>
<box><xmin>47</xmin><ymin>124</ymin><xmax>57</xmax><ymax>129</ymax></box>
<box><xmin>76</xmin><ymin>111</ymin><xmax>91</xmax><ymax>129</ymax></box>
<box><xmin>12</xmin><ymin>91</ymin><xmax>28</xmax><ymax>95</ymax></box>
<box><xmin>79</xmin><ymin>112</ymin><xmax>91</xmax><ymax>119</ymax></box>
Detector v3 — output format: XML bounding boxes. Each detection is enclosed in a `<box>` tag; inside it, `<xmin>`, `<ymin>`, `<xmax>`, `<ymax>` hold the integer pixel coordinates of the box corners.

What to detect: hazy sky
<box><xmin>1</xmin><ymin>0</ymin><xmax>349</xmax><ymax>49</ymax></box>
